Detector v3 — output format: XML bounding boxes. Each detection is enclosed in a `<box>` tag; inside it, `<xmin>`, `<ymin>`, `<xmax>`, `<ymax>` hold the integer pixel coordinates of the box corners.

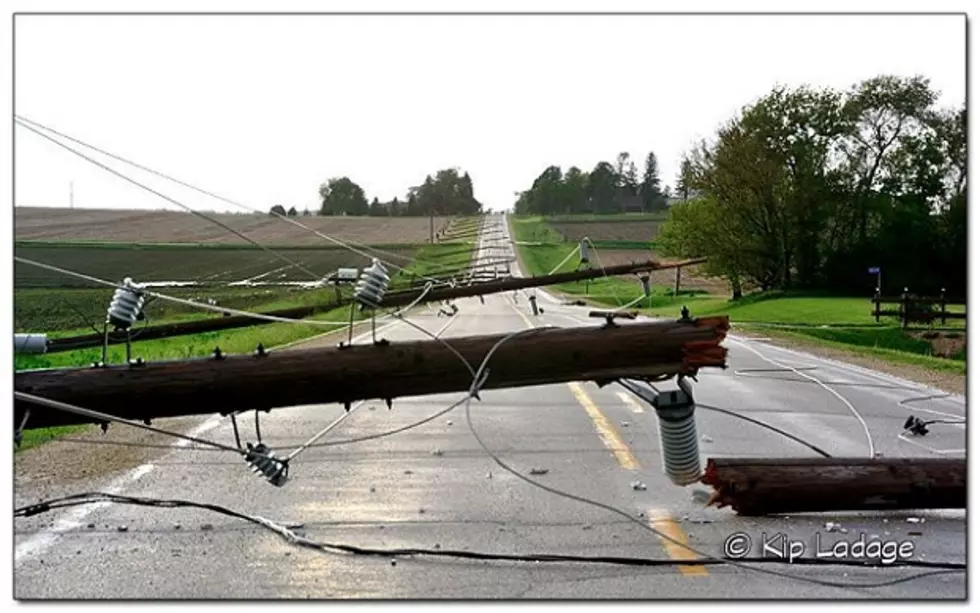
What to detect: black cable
<box><xmin>696</xmin><ymin>403</ymin><xmax>834</xmax><ymax>458</ymax></box>
<box><xmin>461</xmin><ymin>343</ymin><xmax>958</xmax><ymax>590</ymax></box>
<box><xmin>15</xmin><ymin>115</ymin><xmax>460</xmax><ymax>280</ymax></box>
<box><xmin>14</xmin><ymin>492</ymin><xmax>965</xmax><ymax>581</ymax></box>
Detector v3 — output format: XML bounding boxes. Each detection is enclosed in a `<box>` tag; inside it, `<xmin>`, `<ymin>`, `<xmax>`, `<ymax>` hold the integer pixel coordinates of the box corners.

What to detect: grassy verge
<box><xmin>736</xmin><ymin>324</ymin><xmax>966</xmax><ymax>376</ymax></box>
<box><xmin>15</xmin><ymin>303</ymin><xmax>368</xmax><ymax>452</ymax></box>
<box><xmin>15</xmin><ymin>242</ymin><xmax>465</xmax><ymax>451</ymax></box>
<box><xmin>510</xmin><ymin>216</ymin><xmax>966</xmax><ymax>376</ymax></box>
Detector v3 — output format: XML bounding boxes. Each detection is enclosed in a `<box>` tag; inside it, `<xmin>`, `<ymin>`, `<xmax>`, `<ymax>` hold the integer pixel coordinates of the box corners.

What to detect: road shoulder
<box><xmin>734</xmin><ymin>324</ymin><xmax>965</xmax><ymax>396</ymax></box>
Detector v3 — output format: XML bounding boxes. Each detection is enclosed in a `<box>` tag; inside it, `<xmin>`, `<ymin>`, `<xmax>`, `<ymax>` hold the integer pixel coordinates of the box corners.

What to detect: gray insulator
<box><xmin>14</xmin><ymin>333</ymin><xmax>47</xmax><ymax>354</ymax></box>
<box><xmin>354</xmin><ymin>259</ymin><xmax>390</xmax><ymax>308</ymax></box>
<box><xmin>107</xmin><ymin>277</ymin><xmax>145</xmax><ymax>331</ymax></box>
<box><xmin>245</xmin><ymin>443</ymin><xmax>289</xmax><ymax>486</ymax></box>
<box><xmin>655</xmin><ymin>405</ymin><xmax>703</xmax><ymax>486</ymax></box>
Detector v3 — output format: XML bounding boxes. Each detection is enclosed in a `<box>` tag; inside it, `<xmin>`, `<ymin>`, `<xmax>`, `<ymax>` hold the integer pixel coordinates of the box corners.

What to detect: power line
<box><xmin>15</xmin><ymin>118</ymin><xmax>324</xmax><ymax>281</ymax></box>
<box><xmin>15</xmin><ymin>115</ymin><xmax>464</xmax><ymax>282</ymax></box>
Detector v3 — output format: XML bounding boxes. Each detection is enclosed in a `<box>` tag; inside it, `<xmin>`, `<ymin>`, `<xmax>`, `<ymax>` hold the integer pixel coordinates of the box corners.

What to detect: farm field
<box><xmin>14</xmin><ymin>243</ymin><xmax>421</xmax><ymax>287</ymax></box>
<box><xmin>509</xmin><ymin>215</ymin><xmax>725</xmax><ymax>294</ymax></box>
<box><xmin>14</xmin><ymin>207</ymin><xmax>457</xmax><ymax>245</ymax></box>
<box><xmin>547</xmin><ymin>213</ymin><xmax>667</xmax><ymax>243</ymax></box>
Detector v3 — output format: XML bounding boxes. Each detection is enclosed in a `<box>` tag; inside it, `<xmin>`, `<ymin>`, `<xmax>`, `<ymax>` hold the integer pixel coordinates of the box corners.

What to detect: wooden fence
<box><xmin>871</xmin><ymin>290</ymin><xmax>966</xmax><ymax>328</ymax></box>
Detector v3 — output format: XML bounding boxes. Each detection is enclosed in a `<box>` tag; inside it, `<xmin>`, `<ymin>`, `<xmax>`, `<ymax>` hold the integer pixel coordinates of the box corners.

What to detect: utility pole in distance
<box><xmin>69</xmin><ymin>181</ymin><xmax>74</xmax><ymax>209</ymax></box>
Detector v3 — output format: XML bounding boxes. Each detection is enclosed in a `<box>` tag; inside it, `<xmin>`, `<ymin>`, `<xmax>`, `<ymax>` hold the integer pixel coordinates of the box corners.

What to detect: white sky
<box><xmin>13</xmin><ymin>13</ymin><xmax>967</xmax><ymax>214</ymax></box>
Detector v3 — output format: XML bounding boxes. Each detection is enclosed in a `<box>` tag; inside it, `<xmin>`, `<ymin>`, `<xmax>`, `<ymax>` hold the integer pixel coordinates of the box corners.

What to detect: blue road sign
<box><xmin>868</xmin><ymin>267</ymin><xmax>880</xmax><ymax>274</ymax></box>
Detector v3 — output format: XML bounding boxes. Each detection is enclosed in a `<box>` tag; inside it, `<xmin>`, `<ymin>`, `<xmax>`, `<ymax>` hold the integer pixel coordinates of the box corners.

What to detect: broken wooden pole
<box><xmin>701</xmin><ymin>457</ymin><xmax>966</xmax><ymax>516</ymax></box>
<box><xmin>15</xmin><ymin>316</ymin><xmax>729</xmax><ymax>430</ymax></box>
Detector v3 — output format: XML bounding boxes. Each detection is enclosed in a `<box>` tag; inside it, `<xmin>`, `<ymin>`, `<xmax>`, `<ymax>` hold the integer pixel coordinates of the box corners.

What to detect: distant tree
<box><xmin>368</xmin><ymin>197</ymin><xmax>385</xmax><ymax>216</ymax></box>
<box><xmin>287</xmin><ymin>206</ymin><xmax>298</xmax><ymax>217</ymax></box>
<box><xmin>562</xmin><ymin>166</ymin><xmax>590</xmax><ymax>214</ymax></box>
<box><xmin>640</xmin><ymin>152</ymin><xmax>664</xmax><ymax>211</ymax></box>
<box><xmin>587</xmin><ymin>162</ymin><xmax>618</xmax><ymax>213</ymax></box>
<box><xmin>406</xmin><ymin>168</ymin><xmax>483</xmax><ymax>216</ymax></box>
<box><xmin>675</xmin><ymin>158</ymin><xmax>694</xmax><ymax>201</ymax></box>
<box><xmin>302</xmin><ymin>208</ymin><xmax>312</xmax><ymax>216</ymax></box>
<box><xmin>318</xmin><ymin>177</ymin><xmax>369</xmax><ymax>216</ymax></box>
<box><xmin>269</xmin><ymin>204</ymin><xmax>287</xmax><ymax>216</ymax></box>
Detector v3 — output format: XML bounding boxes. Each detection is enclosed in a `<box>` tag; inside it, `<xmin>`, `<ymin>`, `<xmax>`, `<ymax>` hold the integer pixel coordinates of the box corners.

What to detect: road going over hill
<box><xmin>14</xmin><ymin>214</ymin><xmax>966</xmax><ymax>599</ymax></box>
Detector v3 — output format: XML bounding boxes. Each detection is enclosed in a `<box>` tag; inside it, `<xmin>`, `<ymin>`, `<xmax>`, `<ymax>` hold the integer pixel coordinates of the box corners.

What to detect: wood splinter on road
<box><xmin>700</xmin><ymin>457</ymin><xmax>966</xmax><ymax>516</ymax></box>
<box><xmin>15</xmin><ymin>315</ymin><xmax>730</xmax><ymax>430</ymax></box>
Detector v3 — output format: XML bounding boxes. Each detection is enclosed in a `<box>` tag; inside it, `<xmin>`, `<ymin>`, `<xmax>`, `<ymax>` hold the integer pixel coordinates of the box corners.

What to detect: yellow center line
<box><xmin>567</xmin><ymin>381</ymin><xmax>640</xmax><ymax>470</ymax></box>
<box><xmin>508</xmin><ymin>302</ymin><xmax>639</xmax><ymax>471</ymax></box>
<box><xmin>648</xmin><ymin>508</ymin><xmax>710</xmax><ymax>576</ymax></box>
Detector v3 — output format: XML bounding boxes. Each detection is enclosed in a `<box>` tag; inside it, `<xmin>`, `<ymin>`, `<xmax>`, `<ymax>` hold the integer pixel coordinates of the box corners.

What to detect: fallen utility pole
<box><xmin>701</xmin><ymin>457</ymin><xmax>966</xmax><ymax>516</ymax></box>
<box><xmin>378</xmin><ymin>258</ymin><xmax>706</xmax><ymax>308</ymax></box>
<box><xmin>43</xmin><ymin>258</ymin><xmax>704</xmax><ymax>353</ymax></box>
<box><xmin>45</xmin><ymin>301</ymin><xmax>348</xmax><ymax>353</ymax></box>
<box><xmin>15</xmin><ymin>315</ymin><xmax>729</xmax><ymax>430</ymax></box>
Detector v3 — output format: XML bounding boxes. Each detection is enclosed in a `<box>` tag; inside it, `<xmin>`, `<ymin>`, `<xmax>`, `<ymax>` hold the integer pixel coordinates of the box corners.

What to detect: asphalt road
<box><xmin>13</xmin><ymin>215</ymin><xmax>966</xmax><ymax>599</ymax></box>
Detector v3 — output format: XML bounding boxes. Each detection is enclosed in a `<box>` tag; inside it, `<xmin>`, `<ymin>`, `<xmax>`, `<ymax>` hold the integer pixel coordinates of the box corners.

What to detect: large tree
<box><xmin>408</xmin><ymin>168</ymin><xmax>483</xmax><ymax>216</ymax></box>
<box><xmin>318</xmin><ymin>177</ymin><xmax>369</xmax><ymax>216</ymax></box>
<box><xmin>658</xmin><ymin>75</ymin><xmax>965</xmax><ymax>296</ymax></box>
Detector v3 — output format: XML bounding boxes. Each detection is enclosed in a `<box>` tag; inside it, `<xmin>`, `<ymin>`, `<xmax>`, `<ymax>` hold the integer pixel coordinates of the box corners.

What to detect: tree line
<box><xmin>659</xmin><ymin>75</ymin><xmax>966</xmax><ymax>298</ymax></box>
<box><xmin>513</xmin><ymin>151</ymin><xmax>670</xmax><ymax>215</ymax></box>
<box><xmin>271</xmin><ymin>168</ymin><xmax>483</xmax><ymax>218</ymax></box>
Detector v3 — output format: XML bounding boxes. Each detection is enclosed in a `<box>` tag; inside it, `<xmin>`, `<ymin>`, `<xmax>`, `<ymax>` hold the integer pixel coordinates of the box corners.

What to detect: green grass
<box><xmin>14</xmin><ymin>285</ymin><xmax>359</xmax><ymax>334</ymax></box>
<box><xmin>738</xmin><ymin>324</ymin><xmax>966</xmax><ymax>375</ymax></box>
<box><xmin>15</xmin><ymin>240</ymin><xmax>463</xmax><ymax>451</ymax></box>
<box><xmin>509</xmin><ymin>216</ymin><xmax>567</xmax><ymax>244</ymax></box>
<box><xmin>643</xmin><ymin>293</ymin><xmax>880</xmax><ymax>325</ymax></box>
<box><xmin>17</xmin><ymin>425</ymin><xmax>86</xmax><ymax>453</ymax></box>
<box><xmin>15</xmin><ymin>303</ymin><xmax>360</xmax><ymax>370</ymax></box>
<box><xmin>14</xmin><ymin>303</ymin><xmax>368</xmax><ymax>452</ymax></box>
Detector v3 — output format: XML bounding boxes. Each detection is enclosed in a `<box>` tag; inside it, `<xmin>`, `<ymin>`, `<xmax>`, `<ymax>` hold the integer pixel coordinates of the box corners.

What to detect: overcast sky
<box><xmin>13</xmin><ymin>13</ymin><xmax>967</xmax><ymax>214</ymax></box>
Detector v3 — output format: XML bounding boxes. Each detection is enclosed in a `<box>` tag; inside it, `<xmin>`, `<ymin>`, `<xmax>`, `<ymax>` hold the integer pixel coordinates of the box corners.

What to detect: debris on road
<box><xmin>432</xmin><ymin>449</ymin><xmax>444</xmax><ymax>457</ymax></box>
<box><xmin>404</xmin><ymin>469</ymin><xmax>414</xmax><ymax>475</ymax></box>
<box><xmin>701</xmin><ymin>434</ymin><xmax>713</xmax><ymax>443</ymax></box>
<box><xmin>621</xmin><ymin>421</ymin><xmax>630</xmax><ymax>427</ymax></box>
<box><xmin>630</xmin><ymin>480</ymin><xmax>648</xmax><ymax>491</ymax></box>
<box><xmin>116</xmin><ymin>525</ymin><xmax>128</xmax><ymax>533</ymax></box>
<box><xmin>907</xmin><ymin>517</ymin><xmax>925</xmax><ymax>524</ymax></box>
<box><xmin>529</xmin><ymin>468</ymin><xmax>549</xmax><ymax>476</ymax></box>
<box><xmin>201</xmin><ymin>524</ymin><xmax>214</xmax><ymax>531</ymax></box>
<box><xmin>446</xmin><ymin>420</ymin><xmax>454</xmax><ymax>426</ymax></box>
